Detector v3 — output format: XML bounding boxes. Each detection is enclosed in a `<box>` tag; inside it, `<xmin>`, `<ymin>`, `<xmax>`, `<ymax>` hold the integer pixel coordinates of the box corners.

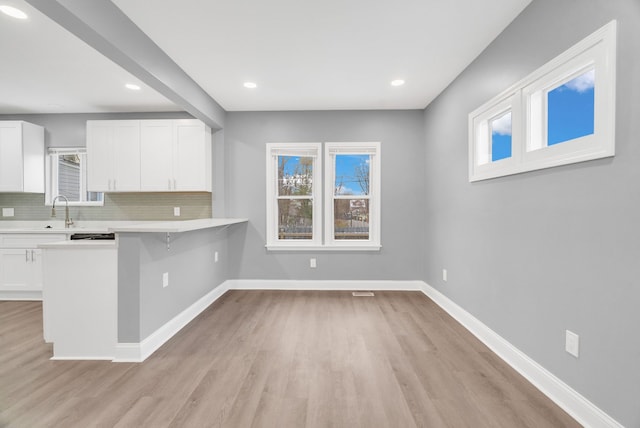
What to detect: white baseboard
<box><xmin>419</xmin><ymin>282</ymin><xmax>623</xmax><ymax>428</ymax></box>
<box><xmin>113</xmin><ymin>282</ymin><xmax>230</xmax><ymax>363</ymax></box>
<box><xmin>226</xmin><ymin>279</ymin><xmax>425</xmax><ymax>291</ymax></box>
<box><xmin>0</xmin><ymin>290</ymin><xmax>42</xmax><ymax>301</ymax></box>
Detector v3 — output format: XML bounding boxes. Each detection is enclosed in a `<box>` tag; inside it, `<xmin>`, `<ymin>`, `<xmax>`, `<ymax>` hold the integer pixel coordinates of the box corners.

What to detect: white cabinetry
<box><xmin>42</xmin><ymin>241</ymin><xmax>117</xmax><ymax>356</ymax></box>
<box><xmin>0</xmin><ymin>121</ymin><xmax>45</xmax><ymax>193</ymax></box>
<box><xmin>87</xmin><ymin>120</ymin><xmax>141</xmax><ymax>192</ymax></box>
<box><xmin>140</xmin><ymin>119</ymin><xmax>211</xmax><ymax>192</ymax></box>
<box><xmin>0</xmin><ymin>234</ymin><xmax>67</xmax><ymax>300</ymax></box>
<box><xmin>86</xmin><ymin>119</ymin><xmax>211</xmax><ymax>193</ymax></box>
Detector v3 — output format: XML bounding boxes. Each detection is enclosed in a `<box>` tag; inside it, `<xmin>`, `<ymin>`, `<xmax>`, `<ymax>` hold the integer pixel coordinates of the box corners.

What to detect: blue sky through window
<box><xmin>491</xmin><ymin>111</ymin><xmax>512</xmax><ymax>162</ymax></box>
<box><xmin>335</xmin><ymin>154</ymin><xmax>370</xmax><ymax>196</ymax></box>
<box><xmin>280</xmin><ymin>156</ymin><xmax>300</xmax><ymax>176</ymax></box>
<box><xmin>547</xmin><ymin>69</ymin><xmax>595</xmax><ymax>146</ymax></box>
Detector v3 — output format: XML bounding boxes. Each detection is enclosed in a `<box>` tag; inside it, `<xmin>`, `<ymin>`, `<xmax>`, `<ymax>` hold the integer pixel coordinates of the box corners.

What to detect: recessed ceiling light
<box><xmin>391</xmin><ymin>79</ymin><xmax>405</xmax><ymax>87</ymax></box>
<box><xmin>0</xmin><ymin>5</ymin><xmax>28</xmax><ymax>19</ymax></box>
<box><xmin>125</xmin><ymin>83</ymin><xmax>141</xmax><ymax>91</ymax></box>
<box><xmin>243</xmin><ymin>82</ymin><xmax>257</xmax><ymax>89</ymax></box>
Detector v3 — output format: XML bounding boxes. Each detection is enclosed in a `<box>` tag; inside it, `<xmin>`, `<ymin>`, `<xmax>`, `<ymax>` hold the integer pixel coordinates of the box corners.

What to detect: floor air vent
<box><xmin>352</xmin><ymin>291</ymin><xmax>375</xmax><ymax>297</ymax></box>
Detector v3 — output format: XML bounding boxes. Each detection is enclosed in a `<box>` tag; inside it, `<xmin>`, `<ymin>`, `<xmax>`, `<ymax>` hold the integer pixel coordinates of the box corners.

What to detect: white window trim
<box><xmin>325</xmin><ymin>142</ymin><xmax>381</xmax><ymax>249</ymax></box>
<box><xmin>265</xmin><ymin>142</ymin><xmax>381</xmax><ymax>251</ymax></box>
<box><xmin>265</xmin><ymin>143</ymin><xmax>323</xmax><ymax>249</ymax></box>
<box><xmin>45</xmin><ymin>148</ymin><xmax>104</xmax><ymax>207</ymax></box>
<box><xmin>469</xmin><ymin>20</ymin><xmax>616</xmax><ymax>182</ymax></box>
<box><xmin>469</xmin><ymin>92</ymin><xmax>522</xmax><ymax>180</ymax></box>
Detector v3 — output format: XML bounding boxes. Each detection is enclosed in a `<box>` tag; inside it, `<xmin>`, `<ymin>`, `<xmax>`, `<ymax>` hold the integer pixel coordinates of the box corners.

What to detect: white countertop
<box><xmin>0</xmin><ymin>218</ymin><xmax>248</xmax><ymax>234</ymax></box>
<box><xmin>108</xmin><ymin>218</ymin><xmax>248</xmax><ymax>233</ymax></box>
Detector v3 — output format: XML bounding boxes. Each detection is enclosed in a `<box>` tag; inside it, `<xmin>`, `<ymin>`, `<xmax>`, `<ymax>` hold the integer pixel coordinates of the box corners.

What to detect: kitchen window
<box><xmin>46</xmin><ymin>148</ymin><xmax>103</xmax><ymax>206</ymax></box>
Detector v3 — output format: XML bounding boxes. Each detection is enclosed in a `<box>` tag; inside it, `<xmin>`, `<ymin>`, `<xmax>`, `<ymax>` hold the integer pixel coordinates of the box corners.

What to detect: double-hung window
<box><xmin>469</xmin><ymin>20</ymin><xmax>616</xmax><ymax>181</ymax></box>
<box><xmin>266</xmin><ymin>142</ymin><xmax>381</xmax><ymax>250</ymax></box>
<box><xmin>325</xmin><ymin>142</ymin><xmax>380</xmax><ymax>248</ymax></box>
<box><xmin>266</xmin><ymin>143</ymin><xmax>322</xmax><ymax>248</ymax></box>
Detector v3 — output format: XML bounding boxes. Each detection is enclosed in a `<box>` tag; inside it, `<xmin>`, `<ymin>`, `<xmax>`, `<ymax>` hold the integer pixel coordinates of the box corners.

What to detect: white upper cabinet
<box><xmin>140</xmin><ymin>119</ymin><xmax>211</xmax><ymax>192</ymax></box>
<box><xmin>0</xmin><ymin>121</ymin><xmax>45</xmax><ymax>193</ymax></box>
<box><xmin>87</xmin><ymin>118</ymin><xmax>211</xmax><ymax>193</ymax></box>
<box><xmin>139</xmin><ymin>120</ymin><xmax>173</xmax><ymax>191</ymax></box>
<box><xmin>87</xmin><ymin>120</ymin><xmax>141</xmax><ymax>192</ymax></box>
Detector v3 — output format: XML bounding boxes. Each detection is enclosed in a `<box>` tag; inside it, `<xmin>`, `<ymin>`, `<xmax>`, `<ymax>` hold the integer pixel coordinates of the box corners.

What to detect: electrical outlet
<box><xmin>565</xmin><ymin>330</ymin><xmax>579</xmax><ymax>358</ymax></box>
<box><xmin>443</xmin><ymin>268</ymin><xmax>447</xmax><ymax>282</ymax></box>
<box><xmin>162</xmin><ymin>272</ymin><xmax>169</xmax><ymax>288</ymax></box>
<box><xmin>173</xmin><ymin>207</ymin><xmax>181</xmax><ymax>217</ymax></box>
<box><xmin>2</xmin><ymin>208</ymin><xmax>14</xmax><ymax>217</ymax></box>
<box><xmin>214</xmin><ymin>251</ymin><xmax>219</xmax><ymax>263</ymax></box>
<box><xmin>310</xmin><ymin>258</ymin><xmax>317</xmax><ymax>268</ymax></box>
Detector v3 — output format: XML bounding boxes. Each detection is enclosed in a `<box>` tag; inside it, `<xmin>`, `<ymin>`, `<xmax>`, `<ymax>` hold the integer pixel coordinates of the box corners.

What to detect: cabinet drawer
<box><xmin>0</xmin><ymin>234</ymin><xmax>67</xmax><ymax>248</ymax></box>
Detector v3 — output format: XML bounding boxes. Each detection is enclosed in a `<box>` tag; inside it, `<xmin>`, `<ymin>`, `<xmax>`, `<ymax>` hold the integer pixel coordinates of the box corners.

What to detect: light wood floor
<box><xmin>0</xmin><ymin>291</ymin><xmax>580</xmax><ymax>427</ymax></box>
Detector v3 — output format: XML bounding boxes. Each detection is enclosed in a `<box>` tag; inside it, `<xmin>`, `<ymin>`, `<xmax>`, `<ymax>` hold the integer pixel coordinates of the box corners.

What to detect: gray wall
<box><xmin>118</xmin><ymin>227</ymin><xmax>234</xmax><ymax>342</ymax></box>
<box><xmin>225</xmin><ymin>110</ymin><xmax>425</xmax><ymax>281</ymax></box>
<box><xmin>422</xmin><ymin>0</ymin><xmax>640</xmax><ymax>426</ymax></box>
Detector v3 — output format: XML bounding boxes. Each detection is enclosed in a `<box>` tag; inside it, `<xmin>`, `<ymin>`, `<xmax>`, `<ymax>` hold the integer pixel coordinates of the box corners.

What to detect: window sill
<box><xmin>265</xmin><ymin>244</ymin><xmax>381</xmax><ymax>252</ymax></box>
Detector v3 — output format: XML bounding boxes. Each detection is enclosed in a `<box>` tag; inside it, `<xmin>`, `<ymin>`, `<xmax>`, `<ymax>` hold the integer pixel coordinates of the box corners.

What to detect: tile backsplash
<box><xmin>0</xmin><ymin>192</ymin><xmax>212</xmax><ymax>221</ymax></box>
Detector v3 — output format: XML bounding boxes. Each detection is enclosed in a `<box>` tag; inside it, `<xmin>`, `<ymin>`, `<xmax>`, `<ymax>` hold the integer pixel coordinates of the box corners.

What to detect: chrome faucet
<box><xmin>51</xmin><ymin>195</ymin><xmax>74</xmax><ymax>228</ymax></box>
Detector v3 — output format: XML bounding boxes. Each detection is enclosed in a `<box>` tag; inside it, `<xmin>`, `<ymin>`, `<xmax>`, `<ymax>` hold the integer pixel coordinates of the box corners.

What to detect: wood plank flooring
<box><xmin>0</xmin><ymin>291</ymin><xmax>580</xmax><ymax>427</ymax></box>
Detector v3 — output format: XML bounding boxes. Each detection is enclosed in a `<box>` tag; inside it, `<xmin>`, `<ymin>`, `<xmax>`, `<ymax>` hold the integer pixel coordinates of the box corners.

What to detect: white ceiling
<box><xmin>0</xmin><ymin>0</ymin><xmax>532</xmax><ymax>114</ymax></box>
<box><xmin>0</xmin><ymin>0</ymin><xmax>177</xmax><ymax>114</ymax></box>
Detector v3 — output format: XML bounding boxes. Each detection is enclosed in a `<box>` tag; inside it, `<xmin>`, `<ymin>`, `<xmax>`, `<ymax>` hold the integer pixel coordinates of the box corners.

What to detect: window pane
<box><xmin>58</xmin><ymin>154</ymin><xmax>81</xmax><ymax>201</ymax></box>
<box><xmin>278</xmin><ymin>199</ymin><xmax>313</xmax><ymax>240</ymax></box>
<box><xmin>87</xmin><ymin>192</ymin><xmax>103</xmax><ymax>202</ymax></box>
<box><xmin>547</xmin><ymin>69</ymin><xmax>595</xmax><ymax>146</ymax></box>
<box><xmin>335</xmin><ymin>154</ymin><xmax>370</xmax><ymax>196</ymax></box>
<box><xmin>278</xmin><ymin>156</ymin><xmax>313</xmax><ymax>196</ymax></box>
<box><xmin>334</xmin><ymin>199</ymin><xmax>369</xmax><ymax>240</ymax></box>
<box><xmin>491</xmin><ymin>111</ymin><xmax>512</xmax><ymax>162</ymax></box>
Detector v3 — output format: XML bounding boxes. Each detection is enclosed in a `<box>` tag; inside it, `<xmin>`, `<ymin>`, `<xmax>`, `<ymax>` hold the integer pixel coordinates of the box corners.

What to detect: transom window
<box><xmin>266</xmin><ymin>142</ymin><xmax>381</xmax><ymax>251</ymax></box>
<box><xmin>547</xmin><ymin>69</ymin><xmax>595</xmax><ymax>146</ymax></box>
<box><xmin>469</xmin><ymin>20</ymin><xmax>616</xmax><ymax>181</ymax></box>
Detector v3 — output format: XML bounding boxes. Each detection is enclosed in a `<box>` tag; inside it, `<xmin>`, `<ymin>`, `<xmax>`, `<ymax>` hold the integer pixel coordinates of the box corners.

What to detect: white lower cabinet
<box><xmin>0</xmin><ymin>234</ymin><xmax>67</xmax><ymax>299</ymax></box>
<box><xmin>0</xmin><ymin>249</ymin><xmax>42</xmax><ymax>291</ymax></box>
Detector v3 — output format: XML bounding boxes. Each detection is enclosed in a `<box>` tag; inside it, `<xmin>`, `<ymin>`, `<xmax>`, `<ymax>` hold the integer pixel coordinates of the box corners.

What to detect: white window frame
<box><xmin>265</xmin><ymin>143</ymin><xmax>322</xmax><ymax>249</ymax></box>
<box><xmin>469</xmin><ymin>20</ymin><xmax>616</xmax><ymax>182</ymax></box>
<box><xmin>325</xmin><ymin>142</ymin><xmax>381</xmax><ymax>249</ymax></box>
<box><xmin>265</xmin><ymin>142</ymin><xmax>381</xmax><ymax>251</ymax></box>
<box><xmin>469</xmin><ymin>93</ymin><xmax>522</xmax><ymax>180</ymax></box>
<box><xmin>45</xmin><ymin>148</ymin><xmax>104</xmax><ymax>206</ymax></box>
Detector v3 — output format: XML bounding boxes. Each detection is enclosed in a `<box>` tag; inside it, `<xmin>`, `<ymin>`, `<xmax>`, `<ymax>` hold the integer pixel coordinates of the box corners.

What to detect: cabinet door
<box><xmin>0</xmin><ymin>249</ymin><xmax>38</xmax><ymax>291</ymax></box>
<box><xmin>112</xmin><ymin>121</ymin><xmax>141</xmax><ymax>191</ymax></box>
<box><xmin>140</xmin><ymin>120</ymin><xmax>173</xmax><ymax>191</ymax></box>
<box><xmin>174</xmin><ymin>121</ymin><xmax>208</xmax><ymax>191</ymax></box>
<box><xmin>0</xmin><ymin>123</ymin><xmax>24</xmax><ymax>192</ymax></box>
<box><xmin>87</xmin><ymin>122</ymin><xmax>114</xmax><ymax>192</ymax></box>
